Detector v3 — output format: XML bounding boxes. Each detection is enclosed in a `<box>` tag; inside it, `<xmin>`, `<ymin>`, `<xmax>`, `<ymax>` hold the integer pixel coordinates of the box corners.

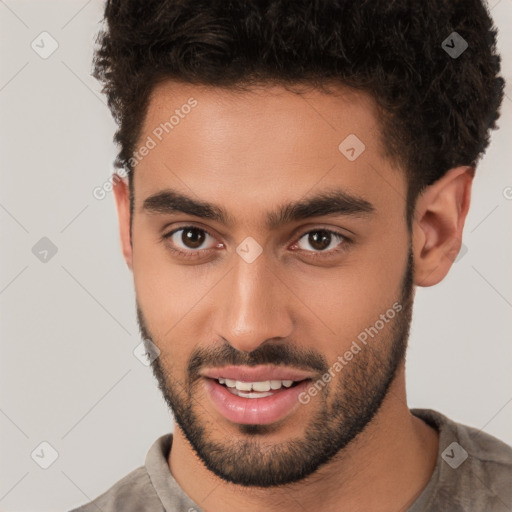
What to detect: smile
<box><xmin>216</xmin><ymin>377</ymin><xmax>299</xmax><ymax>398</ymax></box>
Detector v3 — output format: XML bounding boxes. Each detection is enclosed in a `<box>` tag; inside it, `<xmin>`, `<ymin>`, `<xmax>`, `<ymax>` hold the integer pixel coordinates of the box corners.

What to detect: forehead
<box><xmin>134</xmin><ymin>80</ymin><xmax>406</xmax><ymax>223</ymax></box>
<box><xmin>143</xmin><ymin>80</ymin><xmax>383</xmax><ymax>151</ymax></box>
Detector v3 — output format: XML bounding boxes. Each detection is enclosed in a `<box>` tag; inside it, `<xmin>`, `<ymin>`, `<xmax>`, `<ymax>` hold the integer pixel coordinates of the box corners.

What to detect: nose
<box><xmin>214</xmin><ymin>250</ymin><xmax>293</xmax><ymax>353</ymax></box>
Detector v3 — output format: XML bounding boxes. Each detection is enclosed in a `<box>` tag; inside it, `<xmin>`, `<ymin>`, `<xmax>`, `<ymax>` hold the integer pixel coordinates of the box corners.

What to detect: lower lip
<box><xmin>203</xmin><ymin>378</ymin><xmax>310</xmax><ymax>425</ymax></box>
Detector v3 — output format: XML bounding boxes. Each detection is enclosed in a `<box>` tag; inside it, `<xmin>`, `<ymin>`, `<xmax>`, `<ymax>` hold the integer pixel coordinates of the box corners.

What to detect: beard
<box><xmin>137</xmin><ymin>248</ymin><xmax>415</xmax><ymax>487</ymax></box>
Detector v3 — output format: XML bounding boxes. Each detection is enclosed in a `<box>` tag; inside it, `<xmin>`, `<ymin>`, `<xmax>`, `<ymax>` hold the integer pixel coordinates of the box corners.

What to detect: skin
<box><xmin>113</xmin><ymin>81</ymin><xmax>474</xmax><ymax>512</ymax></box>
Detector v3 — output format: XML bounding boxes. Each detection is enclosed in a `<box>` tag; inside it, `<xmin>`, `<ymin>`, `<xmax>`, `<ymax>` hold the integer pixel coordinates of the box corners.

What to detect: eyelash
<box><xmin>162</xmin><ymin>225</ymin><xmax>351</xmax><ymax>261</ymax></box>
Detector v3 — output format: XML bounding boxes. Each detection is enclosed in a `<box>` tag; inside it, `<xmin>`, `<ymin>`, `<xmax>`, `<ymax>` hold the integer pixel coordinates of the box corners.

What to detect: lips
<box><xmin>201</xmin><ymin>364</ymin><xmax>314</xmax><ymax>382</ymax></box>
<box><xmin>200</xmin><ymin>365</ymin><xmax>313</xmax><ymax>425</ymax></box>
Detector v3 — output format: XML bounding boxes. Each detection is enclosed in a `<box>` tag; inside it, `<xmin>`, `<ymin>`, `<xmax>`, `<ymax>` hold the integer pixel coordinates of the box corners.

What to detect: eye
<box><xmin>163</xmin><ymin>226</ymin><xmax>220</xmax><ymax>258</ymax></box>
<box><xmin>293</xmin><ymin>229</ymin><xmax>347</xmax><ymax>255</ymax></box>
<box><xmin>162</xmin><ymin>225</ymin><xmax>349</xmax><ymax>261</ymax></box>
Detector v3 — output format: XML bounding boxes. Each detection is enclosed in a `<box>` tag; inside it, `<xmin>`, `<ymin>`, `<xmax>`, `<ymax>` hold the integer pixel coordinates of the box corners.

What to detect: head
<box><xmin>94</xmin><ymin>0</ymin><xmax>504</xmax><ymax>487</ymax></box>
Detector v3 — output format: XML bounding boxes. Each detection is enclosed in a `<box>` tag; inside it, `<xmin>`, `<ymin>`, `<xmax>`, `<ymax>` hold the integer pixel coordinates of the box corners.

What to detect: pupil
<box><xmin>183</xmin><ymin>228</ymin><xmax>205</xmax><ymax>249</ymax></box>
<box><xmin>309</xmin><ymin>231</ymin><xmax>331</xmax><ymax>251</ymax></box>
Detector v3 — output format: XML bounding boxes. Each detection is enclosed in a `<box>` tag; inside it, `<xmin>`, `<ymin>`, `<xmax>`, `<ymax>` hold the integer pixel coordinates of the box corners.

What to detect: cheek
<box><xmin>132</xmin><ymin>240</ymin><xmax>172</xmax><ymax>316</ymax></box>
<box><xmin>132</xmin><ymin>224</ymin><xmax>197</xmax><ymax>308</ymax></box>
<box><xmin>291</xmin><ymin>245</ymin><xmax>408</xmax><ymax>356</ymax></box>
<box><xmin>131</xmin><ymin>236</ymin><xmax>193</xmax><ymax>350</ymax></box>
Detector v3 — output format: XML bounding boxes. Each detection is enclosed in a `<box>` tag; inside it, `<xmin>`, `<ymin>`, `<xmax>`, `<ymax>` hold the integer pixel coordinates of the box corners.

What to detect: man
<box><xmin>71</xmin><ymin>0</ymin><xmax>511</xmax><ymax>511</ymax></box>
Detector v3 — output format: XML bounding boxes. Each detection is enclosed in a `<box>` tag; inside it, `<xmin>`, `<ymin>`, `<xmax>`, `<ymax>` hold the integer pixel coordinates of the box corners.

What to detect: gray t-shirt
<box><xmin>69</xmin><ymin>408</ymin><xmax>512</xmax><ymax>511</ymax></box>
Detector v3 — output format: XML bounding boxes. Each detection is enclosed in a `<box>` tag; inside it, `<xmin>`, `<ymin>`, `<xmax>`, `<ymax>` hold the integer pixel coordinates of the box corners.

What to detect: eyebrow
<box><xmin>142</xmin><ymin>187</ymin><xmax>375</xmax><ymax>229</ymax></box>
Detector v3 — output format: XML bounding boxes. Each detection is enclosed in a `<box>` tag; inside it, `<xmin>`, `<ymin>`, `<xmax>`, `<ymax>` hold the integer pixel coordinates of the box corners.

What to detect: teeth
<box><xmin>230</xmin><ymin>389</ymin><xmax>274</xmax><ymax>399</ymax></box>
<box><xmin>252</xmin><ymin>381</ymin><xmax>271</xmax><ymax>392</ymax></box>
<box><xmin>217</xmin><ymin>378</ymin><xmax>298</xmax><ymax>391</ymax></box>
<box><xmin>235</xmin><ymin>381</ymin><xmax>252</xmax><ymax>391</ymax></box>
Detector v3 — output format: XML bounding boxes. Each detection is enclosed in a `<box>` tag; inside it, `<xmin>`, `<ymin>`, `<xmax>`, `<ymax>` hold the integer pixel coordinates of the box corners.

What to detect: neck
<box><xmin>168</xmin><ymin>364</ymin><xmax>439</xmax><ymax>512</ymax></box>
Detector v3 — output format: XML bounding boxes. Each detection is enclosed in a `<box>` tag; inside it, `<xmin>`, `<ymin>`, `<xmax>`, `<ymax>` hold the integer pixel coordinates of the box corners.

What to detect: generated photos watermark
<box><xmin>298</xmin><ymin>301</ymin><xmax>403</xmax><ymax>404</ymax></box>
<box><xmin>93</xmin><ymin>97</ymin><xmax>198</xmax><ymax>200</ymax></box>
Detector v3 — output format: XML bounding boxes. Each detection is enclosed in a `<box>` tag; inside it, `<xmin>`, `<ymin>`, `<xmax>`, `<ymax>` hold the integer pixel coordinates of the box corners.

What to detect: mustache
<box><xmin>187</xmin><ymin>341</ymin><xmax>328</xmax><ymax>381</ymax></box>
<box><xmin>136</xmin><ymin>303</ymin><xmax>325</xmax><ymax>379</ymax></box>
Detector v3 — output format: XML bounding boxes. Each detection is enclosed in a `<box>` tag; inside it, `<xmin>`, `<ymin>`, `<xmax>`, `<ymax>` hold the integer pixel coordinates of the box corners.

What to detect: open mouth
<box><xmin>203</xmin><ymin>373</ymin><xmax>313</xmax><ymax>424</ymax></box>
<box><xmin>213</xmin><ymin>377</ymin><xmax>306</xmax><ymax>398</ymax></box>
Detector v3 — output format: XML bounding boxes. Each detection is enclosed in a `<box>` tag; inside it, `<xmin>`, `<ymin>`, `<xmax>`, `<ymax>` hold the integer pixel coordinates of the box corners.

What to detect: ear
<box><xmin>112</xmin><ymin>174</ymin><xmax>133</xmax><ymax>271</ymax></box>
<box><xmin>412</xmin><ymin>166</ymin><xmax>474</xmax><ymax>287</ymax></box>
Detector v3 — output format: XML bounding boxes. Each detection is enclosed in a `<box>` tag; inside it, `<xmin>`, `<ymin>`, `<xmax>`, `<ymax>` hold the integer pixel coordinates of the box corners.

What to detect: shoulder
<box><xmin>67</xmin><ymin>433</ymin><xmax>195</xmax><ymax>512</ymax></box>
<box><xmin>450</xmin><ymin>411</ymin><xmax>512</xmax><ymax>504</ymax></box>
<box><xmin>68</xmin><ymin>465</ymin><xmax>164</xmax><ymax>512</ymax></box>
<box><xmin>411</xmin><ymin>408</ymin><xmax>512</xmax><ymax>512</ymax></box>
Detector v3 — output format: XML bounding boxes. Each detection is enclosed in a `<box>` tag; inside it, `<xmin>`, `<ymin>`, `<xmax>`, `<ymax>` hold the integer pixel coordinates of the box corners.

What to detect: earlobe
<box><xmin>412</xmin><ymin>166</ymin><xmax>474</xmax><ymax>287</ymax></box>
<box><xmin>112</xmin><ymin>174</ymin><xmax>133</xmax><ymax>271</ymax></box>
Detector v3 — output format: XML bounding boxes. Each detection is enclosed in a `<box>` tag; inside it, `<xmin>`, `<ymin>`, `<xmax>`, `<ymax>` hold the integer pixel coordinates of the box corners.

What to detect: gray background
<box><xmin>0</xmin><ymin>1</ymin><xmax>511</xmax><ymax>511</ymax></box>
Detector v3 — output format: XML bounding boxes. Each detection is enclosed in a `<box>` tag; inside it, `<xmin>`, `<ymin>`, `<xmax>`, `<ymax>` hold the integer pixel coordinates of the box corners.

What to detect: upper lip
<box><xmin>200</xmin><ymin>365</ymin><xmax>314</xmax><ymax>382</ymax></box>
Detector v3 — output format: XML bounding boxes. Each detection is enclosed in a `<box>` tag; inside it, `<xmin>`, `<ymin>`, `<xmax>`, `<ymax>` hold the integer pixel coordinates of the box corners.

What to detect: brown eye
<box><xmin>296</xmin><ymin>230</ymin><xmax>345</xmax><ymax>253</ymax></box>
<box><xmin>164</xmin><ymin>226</ymin><xmax>218</xmax><ymax>255</ymax></box>
<box><xmin>180</xmin><ymin>227</ymin><xmax>206</xmax><ymax>249</ymax></box>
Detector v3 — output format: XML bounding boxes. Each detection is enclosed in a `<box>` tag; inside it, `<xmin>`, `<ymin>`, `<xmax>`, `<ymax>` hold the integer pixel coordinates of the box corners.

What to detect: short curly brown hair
<box><xmin>93</xmin><ymin>0</ymin><xmax>504</xmax><ymax>219</ymax></box>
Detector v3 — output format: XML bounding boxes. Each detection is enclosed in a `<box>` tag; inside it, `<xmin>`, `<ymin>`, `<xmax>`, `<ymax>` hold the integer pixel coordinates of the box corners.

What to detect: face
<box><xmin>129</xmin><ymin>82</ymin><xmax>413</xmax><ymax>486</ymax></box>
